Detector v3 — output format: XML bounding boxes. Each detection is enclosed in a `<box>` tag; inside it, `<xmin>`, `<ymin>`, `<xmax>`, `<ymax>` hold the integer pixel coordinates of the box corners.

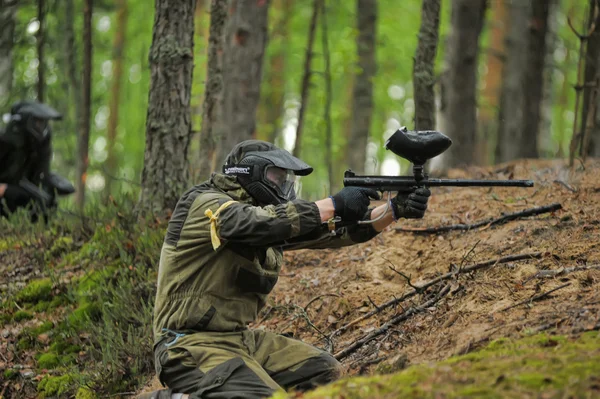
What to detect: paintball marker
<box><xmin>18</xmin><ymin>173</ymin><xmax>75</xmax><ymax>208</ymax></box>
<box><xmin>343</xmin><ymin>127</ymin><xmax>534</xmax><ymax>224</ymax></box>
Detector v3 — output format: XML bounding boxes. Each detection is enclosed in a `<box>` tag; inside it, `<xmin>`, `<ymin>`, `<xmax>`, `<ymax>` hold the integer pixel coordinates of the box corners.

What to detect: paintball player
<box><xmin>0</xmin><ymin>100</ymin><xmax>74</xmax><ymax>220</ymax></box>
<box><xmin>144</xmin><ymin>140</ymin><xmax>431</xmax><ymax>399</ymax></box>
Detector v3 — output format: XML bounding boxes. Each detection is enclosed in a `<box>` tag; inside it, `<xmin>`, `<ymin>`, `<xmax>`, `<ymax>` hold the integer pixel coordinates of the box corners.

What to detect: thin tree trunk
<box><xmin>293</xmin><ymin>0</ymin><xmax>319</xmax><ymax>158</ymax></box>
<box><xmin>442</xmin><ymin>0</ymin><xmax>486</xmax><ymax>167</ymax></box>
<box><xmin>139</xmin><ymin>0</ymin><xmax>196</xmax><ymax>214</ymax></box>
<box><xmin>348</xmin><ymin>0</ymin><xmax>377</xmax><ymax>174</ymax></box>
<box><xmin>0</xmin><ymin>0</ymin><xmax>17</xmax><ymax>108</ymax></box>
<box><xmin>197</xmin><ymin>0</ymin><xmax>228</xmax><ymax>181</ymax></box>
<box><xmin>495</xmin><ymin>1</ymin><xmax>532</xmax><ymax>164</ymax></box>
<box><xmin>257</xmin><ymin>0</ymin><xmax>291</xmax><ymax>144</ymax></box>
<box><xmin>479</xmin><ymin>0</ymin><xmax>509</xmax><ymax>165</ymax></box>
<box><xmin>521</xmin><ymin>0</ymin><xmax>551</xmax><ymax>159</ymax></box>
<box><xmin>65</xmin><ymin>0</ymin><xmax>81</xmax><ymax>156</ymax></box>
<box><xmin>321</xmin><ymin>0</ymin><xmax>333</xmax><ymax>192</ymax></box>
<box><xmin>582</xmin><ymin>0</ymin><xmax>600</xmax><ymax>157</ymax></box>
<box><xmin>37</xmin><ymin>0</ymin><xmax>46</xmax><ymax>102</ymax></box>
<box><xmin>105</xmin><ymin>0</ymin><xmax>128</xmax><ymax>199</ymax></box>
<box><xmin>413</xmin><ymin>0</ymin><xmax>439</xmax><ymax>131</ymax></box>
<box><xmin>540</xmin><ymin>0</ymin><xmax>559</xmax><ymax>157</ymax></box>
<box><xmin>213</xmin><ymin>0</ymin><xmax>270</xmax><ymax>168</ymax></box>
<box><xmin>76</xmin><ymin>0</ymin><xmax>93</xmax><ymax>211</ymax></box>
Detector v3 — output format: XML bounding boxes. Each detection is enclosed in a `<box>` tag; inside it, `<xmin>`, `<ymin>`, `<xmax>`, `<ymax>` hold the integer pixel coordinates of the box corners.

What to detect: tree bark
<box><xmin>293</xmin><ymin>0</ymin><xmax>319</xmax><ymax>158</ymax></box>
<box><xmin>581</xmin><ymin>0</ymin><xmax>600</xmax><ymax>157</ymax></box>
<box><xmin>539</xmin><ymin>0</ymin><xmax>559</xmax><ymax>157</ymax></box>
<box><xmin>139</xmin><ymin>0</ymin><xmax>196</xmax><ymax>214</ymax></box>
<box><xmin>105</xmin><ymin>0</ymin><xmax>128</xmax><ymax>199</ymax></box>
<box><xmin>495</xmin><ymin>0</ymin><xmax>532</xmax><ymax>164</ymax></box>
<box><xmin>441</xmin><ymin>0</ymin><xmax>486</xmax><ymax>167</ymax></box>
<box><xmin>76</xmin><ymin>0</ymin><xmax>93</xmax><ymax>211</ymax></box>
<box><xmin>198</xmin><ymin>0</ymin><xmax>228</xmax><ymax>181</ymax></box>
<box><xmin>212</xmin><ymin>0</ymin><xmax>270</xmax><ymax>168</ymax></box>
<box><xmin>479</xmin><ymin>0</ymin><xmax>509</xmax><ymax>165</ymax></box>
<box><xmin>65</xmin><ymin>0</ymin><xmax>81</xmax><ymax>151</ymax></box>
<box><xmin>0</xmin><ymin>0</ymin><xmax>17</xmax><ymax>108</ymax></box>
<box><xmin>37</xmin><ymin>0</ymin><xmax>46</xmax><ymax>102</ymax></box>
<box><xmin>348</xmin><ymin>0</ymin><xmax>377</xmax><ymax>174</ymax></box>
<box><xmin>321</xmin><ymin>0</ymin><xmax>333</xmax><ymax>192</ymax></box>
<box><xmin>257</xmin><ymin>0</ymin><xmax>292</xmax><ymax>144</ymax></box>
<box><xmin>521</xmin><ymin>0</ymin><xmax>551</xmax><ymax>159</ymax></box>
<box><xmin>413</xmin><ymin>0</ymin><xmax>439</xmax><ymax>131</ymax></box>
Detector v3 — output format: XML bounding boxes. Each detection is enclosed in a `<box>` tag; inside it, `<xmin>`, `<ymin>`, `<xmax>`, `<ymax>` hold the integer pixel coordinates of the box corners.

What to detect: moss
<box><xmin>277</xmin><ymin>332</ymin><xmax>600</xmax><ymax>399</ymax></box>
<box><xmin>15</xmin><ymin>278</ymin><xmax>53</xmax><ymax>304</ymax></box>
<box><xmin>32</xmin><ymin>321</ymin><xmax>54</xmax><ymax>335</ymax></box>
<box><xmin>37</xmin><ymin>353</ymin><xmax>60</xmax><ymax>369</ymax></box>
<box><xmin>17</xmin><ymin>336</ymin><xmax>34</xmax><ymax>350</ymax></box>
<box><xmin>75</xmin><ymin>387</ymin><xmax>98</xmax><ymax>399</ymax></box>
<box><xmin>12</xmin><ymin>310</ymin><xmax>33</xmax><ymax>322</ymax></box>
<box><xmin>48</xmin><ymin>236</ymin><xmax>74</xmax><ymax>257</ymax></box>
<box><xmin>68</xmin><ymin>302</ymin><xmax>102</xmax><ymax>327</ymax></box>
<box><xmin>3</xmin><ymin>369</ymin><xmax>19</xmax><ymax>380</ymax></box>
<box><xmin>37</xmin><ymin>374</ymin><xmax>74</xmax><ymax>398</ymax></box>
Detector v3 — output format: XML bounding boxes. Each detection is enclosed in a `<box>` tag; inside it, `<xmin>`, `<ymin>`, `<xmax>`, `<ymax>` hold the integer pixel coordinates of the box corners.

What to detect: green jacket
<box><xmin>153</xmin><ymin>173</ymin><xmax>380</xmax><ymax>341</ymax></box>
<box><xmin>0</xmin><ymin>123</ymin><xmax>52</xmax><ymax>185</ymax></box>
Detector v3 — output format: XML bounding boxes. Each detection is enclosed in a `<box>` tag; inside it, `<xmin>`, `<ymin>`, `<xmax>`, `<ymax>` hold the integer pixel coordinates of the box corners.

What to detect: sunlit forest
<box><xmin>1</xmin><ymin>0</ymin><xmax>594</xmax><ymax>203</ymax></box>
<box><xmin>1</xmin><ymin>0</ymin><xmax>600</xmax><ymax>398</ymax></box>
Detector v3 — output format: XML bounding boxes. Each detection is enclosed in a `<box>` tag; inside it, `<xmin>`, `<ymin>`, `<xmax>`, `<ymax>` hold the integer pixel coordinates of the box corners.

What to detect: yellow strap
<box><xmin>204</xmin><ymin>200</ymin><xmax>237</xmax><ymax>250</ymax></box>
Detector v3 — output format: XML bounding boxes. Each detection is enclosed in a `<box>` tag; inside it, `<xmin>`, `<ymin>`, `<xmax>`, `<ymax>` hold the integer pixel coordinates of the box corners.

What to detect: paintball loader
<box><xmin>343</xmin><ymin>127</ymin><xmax>533</xmax><ymax>224</ymax></box>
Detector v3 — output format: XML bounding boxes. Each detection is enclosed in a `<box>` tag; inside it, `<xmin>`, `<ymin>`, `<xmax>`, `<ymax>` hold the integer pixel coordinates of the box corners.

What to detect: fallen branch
<box><xmin>534</xmin><ymin>264</ymin><xmax>600</xmax><ymax>278</ymax></box>
<box><xmin>331</xmin><ymin>252</ymin><xmax>542</xmax><ymax>337</ymax></box>
<box><xmin>395</xmin><ymin>203</ymin><xmax>562</xmax><ymax>234</ymax></box>
<box><xmin>499</xmin><ymin>282</ymin><xmax>571</xmax><ymax>312</ymax></box>
<box><xmin>334</xmin><ymin>284</ymin><xmax>451</xmax><ymax>361</ymax></box>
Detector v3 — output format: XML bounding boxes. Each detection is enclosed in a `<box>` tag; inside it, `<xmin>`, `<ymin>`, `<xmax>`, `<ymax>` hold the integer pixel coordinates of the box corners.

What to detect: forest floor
<box><xmin>1</xmin><ymin>158</ymin><xmax>599</xmax><ymax>399</ymax></box>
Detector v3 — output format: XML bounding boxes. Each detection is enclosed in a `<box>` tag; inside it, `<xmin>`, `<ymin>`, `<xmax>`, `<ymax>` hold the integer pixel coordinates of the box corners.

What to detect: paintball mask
<box><xmin>9</xmin><ymin>101</ymin><xmax>62</xmax><ymax>143</ymax></box>
<box><xmin>223</xmin><ymin>140</ymin><xmax>313</xmax><ymax>205</ymax></box>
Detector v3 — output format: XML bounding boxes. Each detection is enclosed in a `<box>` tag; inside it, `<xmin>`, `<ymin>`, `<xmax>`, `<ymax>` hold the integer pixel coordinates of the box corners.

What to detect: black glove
<box><xmin>331</xmin><ymin>187</ymin><xmax>380</xmax><ymax>222</ymax></box>
<box><xmin>392</xmin><ymin>187</ymin><xmax>431</xmax><ymax>219</ymax></box>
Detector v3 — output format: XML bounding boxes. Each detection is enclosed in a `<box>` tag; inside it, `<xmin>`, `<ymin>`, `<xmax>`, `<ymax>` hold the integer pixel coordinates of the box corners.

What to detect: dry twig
<box><xmin>331</xmin><ymin>252</ymin><xmax>542</xmax><ymax>337</ymax></box>
<box><xmin>395</xmin><ymin>203</ymin><xmax>562</xmax><ymax>234</ymax></box>
<box><xmin>334</xmin><ymin>284</ymin><xmax>451</xmax><ymax>361</ymax></box>
<box><xmin>499</xmin><ymin>282</ymin><xmax>571</xmax><ymax>312</ymax></box>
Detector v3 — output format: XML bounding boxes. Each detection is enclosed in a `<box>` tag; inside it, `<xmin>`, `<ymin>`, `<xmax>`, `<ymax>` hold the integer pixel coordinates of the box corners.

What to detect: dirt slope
<box><xmin>255</xmin><ymin>159</ymin><xmax>600</xmax><ymax>375</ymax></box>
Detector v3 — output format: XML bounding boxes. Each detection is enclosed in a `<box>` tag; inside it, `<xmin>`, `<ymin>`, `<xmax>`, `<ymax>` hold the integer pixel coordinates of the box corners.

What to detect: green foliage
<box><xmin>3</xmin><ymin>369</ymin><xmax>19</xmax><ymax>380</ymax></box>
<box><xmin>76</xmin><ymin>387</ymin><xmax>98</xmax><ymax>399</ymax></box>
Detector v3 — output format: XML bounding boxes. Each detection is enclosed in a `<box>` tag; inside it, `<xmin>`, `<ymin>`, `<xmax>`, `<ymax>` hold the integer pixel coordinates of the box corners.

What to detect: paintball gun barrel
<box><xmin>343</xmin><ymin>127</ymin><xmax>534</xmax><ymax>192</ymax></box>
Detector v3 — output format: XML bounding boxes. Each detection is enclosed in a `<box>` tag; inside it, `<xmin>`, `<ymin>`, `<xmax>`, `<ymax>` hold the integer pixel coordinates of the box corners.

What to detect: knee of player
<box><xmin>315</xmin><ymin>353</ymin><xmax>344</xmax><ymax>383</ymax></box>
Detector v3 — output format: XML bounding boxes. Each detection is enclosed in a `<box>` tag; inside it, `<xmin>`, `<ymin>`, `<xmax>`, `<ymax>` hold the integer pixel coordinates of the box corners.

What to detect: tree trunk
<box><xmin>197</xmin><ymin>0</ymin><xmax>228</xmax><ymax>181</ymax></box>
<box><xmin>105</xmin><ymin>0</ymin><xmax>128</xmax><ymax>199</ymax></box>
<box><xmin>293</xmin><ymin>0</ymin><xmax>319</xmax><ymax>158</ymax></box>
<box><xmin>539</xmin><ymin>0</ymin><xmax>559</xmax><ymax>157</ymax></box>
<box><xmin>581</xmin><ymin>0</ymin><xmax>600</xmax><ymax>157</ymax></box>
<box><xmin>479</xmin><ymin>0</ymin><xmax>509</xmax><ymax>165</ymax></box>
<box><xmin>257</xmin><ymin>0</ymin><xmax>292</xmax><ymax>144</ymax></box>
<box><xmin>212</xmin><ymin>0</ymin><xmax>270</xmax><ymax>168</ymax></box>
<box><xmin>321</xmin><ymin>0</ymin><xmax>333</xmax><ymax>192</ymax></box>
<box><xmin>495</xmin><ymin>1</ymin><xmax>532</xmax><ymax>164</ymax></box>
<box><xmin>65</xmin><ymin>0</ymin><xmax>81</xmax><ymax>157</ymax></box>
<box><xmin>37</xmin><ymin>0</ymin><xmax>46</xmax><ymax>102</ymax></box>
<box><xmin>348</xmin><ymin>0</ymin><xmax>377</xmax><ymax>174</ymax></box>
<box><xmin>76</xmin><ymin>0</ymin><xmax>93</xmax><ymax>211</ymax></box>
<box><xmin>441</xmin><ymin>0</ymin><xmax>486</xmax><ymax>167</ymax></box>
<box><xmin>0</xmin><ymin>0</ymin><xmax>17</xmax><ymax>108</ymax></box>
<box><xmin>521</xmin><ymin>0</ymin><xmax>551</xmax><ymax>159</ymax></box>
<box><xmin>139</xmin><ymin>0</ymin><xmax>196</xmax><ymax>214</ymax></box>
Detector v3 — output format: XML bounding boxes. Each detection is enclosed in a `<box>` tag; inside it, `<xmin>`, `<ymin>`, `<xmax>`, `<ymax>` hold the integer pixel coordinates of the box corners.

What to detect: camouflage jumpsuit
<box><xmin>152</xmin><ymin>173</ymin><xmax>380</xmax><ymax>398</ymax></box>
